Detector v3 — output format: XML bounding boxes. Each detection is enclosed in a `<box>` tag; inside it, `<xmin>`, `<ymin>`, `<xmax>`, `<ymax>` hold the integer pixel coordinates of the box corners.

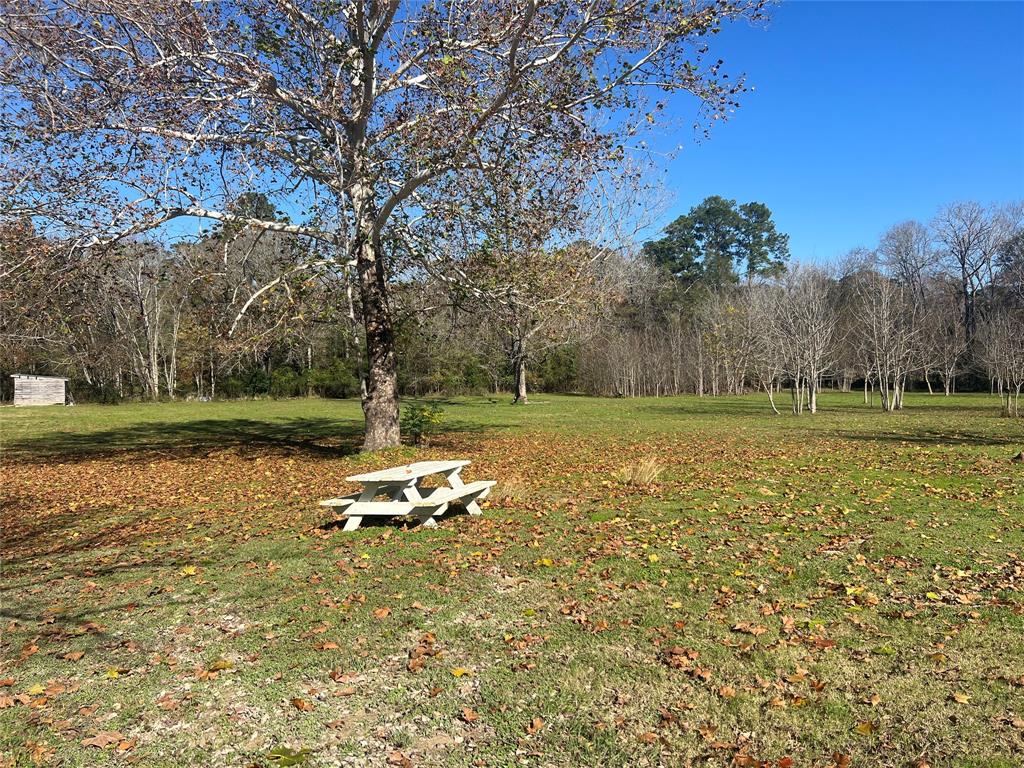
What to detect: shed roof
<box><xmin>10</xmin><ymin>374</ymin><xmax>69</xmax><ymax>381</ymax></box>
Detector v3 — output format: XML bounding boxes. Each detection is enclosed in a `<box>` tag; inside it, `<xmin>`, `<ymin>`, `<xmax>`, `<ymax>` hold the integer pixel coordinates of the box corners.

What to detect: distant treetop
<box><xmin>643</xmin><ymin>196</ymin><xmax>790</xmax><ymax>288</ymax></box>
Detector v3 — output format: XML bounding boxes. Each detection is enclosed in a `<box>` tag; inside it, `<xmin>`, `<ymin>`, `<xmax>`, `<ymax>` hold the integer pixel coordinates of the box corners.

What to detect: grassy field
<box><xmin>1</xmin><ymin>393</ymin><xmax>1022</xmax><ymax>767</ymax></box>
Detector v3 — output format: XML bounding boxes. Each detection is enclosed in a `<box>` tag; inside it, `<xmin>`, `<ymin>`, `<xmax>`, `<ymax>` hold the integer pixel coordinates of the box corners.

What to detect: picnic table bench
<box><xmin>320</xmin><ymin>460</ymin><xmax>495</xmax><ymax>531</ymax></box>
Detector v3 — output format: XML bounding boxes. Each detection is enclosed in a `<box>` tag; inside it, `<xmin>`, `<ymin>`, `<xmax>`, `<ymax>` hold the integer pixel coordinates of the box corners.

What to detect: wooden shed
<box><xmin>11</xmin><ymin>374</ymin><xmax>68</xmax><ymax>406</ymax></box>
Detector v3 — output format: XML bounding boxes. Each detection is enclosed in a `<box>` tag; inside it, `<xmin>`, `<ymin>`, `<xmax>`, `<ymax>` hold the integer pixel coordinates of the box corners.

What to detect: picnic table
<box><xmin>320</xmin><ymin>460</ymin><xmax>495</xmax><ymax>531</ymax></box>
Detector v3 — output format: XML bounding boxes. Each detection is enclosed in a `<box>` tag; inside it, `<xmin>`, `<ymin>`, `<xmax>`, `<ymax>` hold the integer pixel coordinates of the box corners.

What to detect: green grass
<box><xmin>2</xmin><ymin>393</ymin><xmax>1023</xmax><ymax>767</ymax></box>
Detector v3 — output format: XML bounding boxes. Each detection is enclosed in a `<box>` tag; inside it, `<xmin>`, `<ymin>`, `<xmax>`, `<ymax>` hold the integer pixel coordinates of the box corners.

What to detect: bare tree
<box><xmin>920</xmin><ymin>277</ymin><xmax>967</xmax><ymax>395</ymax></box>
<box><xmin>747</xmin><ymin>283</ymin><xmax>785</xmax><ymax>414</ymax></box>
<box><xmin>979</xmin><ymin>310</ymin><xmax>1024</xmax><ymax>417</ymax></box>
<box><xmin>472</xmin><ymin>242</ymin><xmax>605</xmax><ymax>404</ymax></box>
<box><xmin>878</xmin><ymin>220</ymin><xmax>936</xmax><ymax>302</ymax></box>
<box><xmin>774</xmin><ymin>266</ymin><xmax>836</xmax><ymax>414</ymax></box>
<box><xmin>694</xmin><ymin>288</ymin><xmax>754</xmax><ymax>397</ymax></box>
<box><xmin>997</xmin><ymin>228</ymin><xmax>1024</xmax><ymax>309</ymax></box>
<box><xmin>932</xmin><ymin>202</ymin><xmax>993</xmax><ymax>344</ymax></box>
<box><xmin>855</xmin><ymin>270</ymin><xmax>920</xmax><ymax>412</ymax></box>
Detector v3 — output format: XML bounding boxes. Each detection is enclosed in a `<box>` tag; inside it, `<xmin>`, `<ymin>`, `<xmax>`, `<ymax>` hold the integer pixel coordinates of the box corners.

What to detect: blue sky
<box><xmin>645</xmin><ymin>0</ymin><xmax>1024</xmax><ymax>262</ymax></box>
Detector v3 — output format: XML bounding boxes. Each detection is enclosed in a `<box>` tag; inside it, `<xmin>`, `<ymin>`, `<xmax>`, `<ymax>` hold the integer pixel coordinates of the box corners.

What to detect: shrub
<box><xmin>241</xmin><ymin>368</ymin><xmax>271</xmax><ymax>397</ymax></box>
<box><xmin>270</xmin><ymin>367</ymin><xmax>304</xmax><ymax>398</ymax></box>
<box><xmin>400</xmin><ymin>403</ymin><xmax>445</xmax><ymax>446</ymax></box>
<box><xmin>308</xmin><ymin>359</ymin><xmax>360</xmax><ymax>398</ymax></box>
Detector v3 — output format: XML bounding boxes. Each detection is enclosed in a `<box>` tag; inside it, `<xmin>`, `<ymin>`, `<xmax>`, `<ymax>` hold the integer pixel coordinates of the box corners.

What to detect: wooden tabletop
<box><xmin>345</xmin><ymin>460</ymin><xmax>470</xmax><ymax>484</ymax></box>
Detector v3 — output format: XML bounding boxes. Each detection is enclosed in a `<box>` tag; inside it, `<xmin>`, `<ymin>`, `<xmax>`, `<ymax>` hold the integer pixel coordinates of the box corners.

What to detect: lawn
<box><xmin>1</xmin><ymin>393</ymin><xmax>1022</xmax><ymax>767</ymax></box>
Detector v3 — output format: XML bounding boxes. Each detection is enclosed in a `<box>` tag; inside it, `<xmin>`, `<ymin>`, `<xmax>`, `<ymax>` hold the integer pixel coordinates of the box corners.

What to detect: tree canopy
<box><xmin>643</xmin><ymin>195</ymin><xmax>790</xmax><ymax>287</ymax></box>
<box><xmin>1</xmin><ymin>0</ymin><xmax>770</xmax><ymax>449</ymax></box>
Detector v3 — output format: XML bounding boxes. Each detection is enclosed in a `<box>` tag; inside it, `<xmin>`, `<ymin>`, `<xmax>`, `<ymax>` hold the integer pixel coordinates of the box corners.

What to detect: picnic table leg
<box><xmin>442</xmin><ymin>469</ymin><xmax>484</xmax><ymax>515</ymax></box>
<box><xmin>413</xmin><ymin>499</ymin><xmax>449</xmax><ymax>527</ymax></box>
<box><xmin>389</xmin><ymin>480</ymin><xmax>416</xmax><ymax>501</ymax></box>
<box><xmin>401</xmin><ymin>483</ymin><xmax>442</xmax><ymax>528</ymax></box>
<box><xmin>342</xmin><ymin>481</ymin><xmax>390</xmax><ymax>532</ymax></box>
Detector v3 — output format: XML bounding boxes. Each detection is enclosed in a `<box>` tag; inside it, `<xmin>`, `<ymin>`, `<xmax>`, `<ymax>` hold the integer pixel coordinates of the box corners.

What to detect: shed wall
<box><xmin>12</xmin><ymin>376</ymin><xmax>66</xmax><ymax>406</ymax></box>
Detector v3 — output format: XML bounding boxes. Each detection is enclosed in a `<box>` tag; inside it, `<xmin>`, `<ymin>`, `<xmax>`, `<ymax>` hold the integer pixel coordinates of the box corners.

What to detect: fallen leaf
<box><xmin>82</xmin><ymin>731</ymin><xmax>125</xmax><ymax>749</ymax></box>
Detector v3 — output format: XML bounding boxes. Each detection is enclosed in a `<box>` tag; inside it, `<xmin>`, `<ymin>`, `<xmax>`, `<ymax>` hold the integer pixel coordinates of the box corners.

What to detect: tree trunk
<box><xmin>511</xmin><ymin>342</ymin><xmax>528</xmax><ymax>404</ymax></box>
<box><xmin>764</xmin><ymin>380</ymin><xmax>780</xmax><ymax>415</ymax></box>
<box><xmin>306</xmin><ymin>345</ymin><xmax>314</xmax><ymax>398</ymax></box>
<box><xmin>354</xmin><ymin>190</ymin><xmax>400</xmax><ymax>451</ymax></box>
<box><xmin>513</xmin><ymin>358</ymin><xmax>528</xmax><ymax>404</ymax></box>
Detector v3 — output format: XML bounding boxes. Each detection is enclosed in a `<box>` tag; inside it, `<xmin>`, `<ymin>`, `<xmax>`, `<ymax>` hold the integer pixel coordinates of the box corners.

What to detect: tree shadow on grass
<box><xmin>824</xmin><ymin>427</ymin><xmax>1021</xmax><ymax>448</ymax></box>
<box><xmin>1</xmin><ymin>503</ymin><xmax>208</xmax><ymax>574</ymax></box>
<box><xmin>632</xmin><ymin>397</ymin><xmax>766</xmax><ymax>415</ymax></box>
<box><xmin>3</xmin><ymin>416</ymin><xmax>363</xmax><ymax>463</ymax></box>
<box><xmin>0</xmin><ymin>536</ymin><xmax>206</xmax><ymax>645</ymax></box>
<box><xmin>317</xmin><ymin>503</ymin><xmax>475</xmax><ymax>533</ymax></box>
<box><xmin>636</xmin><ymin>398</ymin><xmax>1005</xmax><ymax>419</ymax></box>
<box><xmin>3</xmin><ymin>415</ymin><xmax>499</xmax><ymax>465</ymax></box>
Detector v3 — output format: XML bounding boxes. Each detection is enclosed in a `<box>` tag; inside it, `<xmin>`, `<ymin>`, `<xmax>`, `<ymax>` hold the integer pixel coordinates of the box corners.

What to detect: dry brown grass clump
<box><xmin>492</xmin><ymin>475</ymin><xmax>530</xmax><ymax>506</ymax></box>
<box><xmin>616</xmin><ymin>455</ymin><xmax>664</xmax><ymax>485</ymax></box>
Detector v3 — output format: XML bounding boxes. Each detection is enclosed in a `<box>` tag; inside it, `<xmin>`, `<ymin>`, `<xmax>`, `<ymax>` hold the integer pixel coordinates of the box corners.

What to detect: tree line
<box><xmin>3</xmin><ymin>197</ymin><xmax>1021</xmax><ymax>417</ymax></box>
<box><xmin>576</xmin><ymin>200</ymin><xmax>1023</xmax><ymax>416</ymax></box>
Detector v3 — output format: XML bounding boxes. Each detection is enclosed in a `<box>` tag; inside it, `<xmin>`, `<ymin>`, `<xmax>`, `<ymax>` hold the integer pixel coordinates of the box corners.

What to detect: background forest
<box><xmin>3</xmin><ymin>195</ymin><xmax>1022</xmax><ymax>414</ymax></box>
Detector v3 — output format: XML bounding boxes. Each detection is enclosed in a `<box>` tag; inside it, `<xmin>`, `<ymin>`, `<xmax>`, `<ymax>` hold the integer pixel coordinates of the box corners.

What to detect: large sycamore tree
<box><xmin>0</xmin><ymin>0</ymin><xmax>768</xmax><ymax>449</ymax></box>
